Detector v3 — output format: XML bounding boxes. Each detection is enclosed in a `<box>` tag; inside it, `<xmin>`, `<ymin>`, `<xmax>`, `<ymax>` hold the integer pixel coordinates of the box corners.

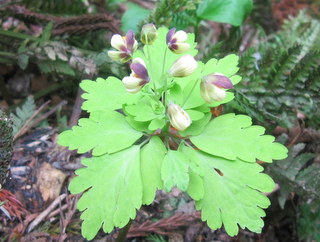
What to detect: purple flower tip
<box><xmin>126</xmin><ymin>30</ymin><xmax>135</xmax><ymax>50</ymax></box>
<box><xmin>166</xmin><ymin>28</ymin><xmax>176</xmax><ymax>45</ymax></box>
<box><xmin>209</xmin><ymin>74</ymin><xmax>233</xmax><ymax>89</ymax></box>
<box><xmin>130</xmin><ymin>63</ymin><xmax>149</xmax><ymax>80</ymax></box>
<box><xmin>212</xmin><ymin>75</ymin><xmax>233</xmax><ymax>89</ymax></box>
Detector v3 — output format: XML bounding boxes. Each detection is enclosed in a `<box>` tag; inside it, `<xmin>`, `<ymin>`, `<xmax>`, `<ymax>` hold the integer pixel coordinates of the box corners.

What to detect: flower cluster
<box><xmin>59</xmin><ymin>24</ymin><xmax>288</xmax><ymax>241</ymax></box>
<box><xmin>108</xmin><ymin>25</ymin><xmax>234</xmax><ymax>131</ymax></box>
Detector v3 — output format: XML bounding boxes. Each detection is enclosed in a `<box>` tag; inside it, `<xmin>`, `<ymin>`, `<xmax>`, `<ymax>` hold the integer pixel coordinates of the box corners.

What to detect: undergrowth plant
<box><xmin>58</xmin><ymin>25</ymin><xmax>288</xmax><ymax>240</ymax></box>
<box><xmin>232</xmin><ymin>10</ymin><xmax>320</xmax><ymax>128</ymax></box>
<box><xmin>0</xmin><ymin>110</ymin><xmax>12</xmax><ymax>184</ymax></box>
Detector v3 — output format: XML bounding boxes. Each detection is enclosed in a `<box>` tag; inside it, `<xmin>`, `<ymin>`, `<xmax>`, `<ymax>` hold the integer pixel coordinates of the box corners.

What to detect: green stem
<box><xmin>139</xmin><ymin>136</ymin><xmax>151</xmax><ymax>147</ymax></box>
<box><xmin>164</xmin><ymin>136</ymin><xmax>170</xmax><ymax>149</ymax></box>
<box><xmin>194</xmin><ymin>21</ymin><xmax>200</xmax><ymax>42</ymax></box>
<box><xmin>161</xmin><ymin>48</ymin><xmax>168</xmax><ymax>77</ymax></box>
<box><xmin>0</xmin><ymin>57</ymin><xmax>15</xmax><ymax>64</ymax></box>
<box><xmin>116</xmin><ymin>220</ymin><xmax>132</xmax><ymax>242</ymax></box>
<box><xmin>0</xmin><ymin>51</ymin><xmax>16</xmax><ymax>57</ymax></box>
<box><xmin>33</xmin><ymin>82</ymin><xmax>68</xmax><ymax>100</ymax></box>
<box><xmin>161</xmin><ymin>48</ymin><xmax>168</xmax><ymax>106</ymax></box>
<box><xmin>0</xmin><ymin>29</ymin><xmax>38</xmax><ymax>41</ymax></box>
<box><xmin>145</xmin><ymin>35</ymin><xmax>157</xmax><ymax>95</ymax></box>
<box><xmin>182</xmin><ymin>78</ymin><xmax>200</xmax><ymax>107</ymax></box>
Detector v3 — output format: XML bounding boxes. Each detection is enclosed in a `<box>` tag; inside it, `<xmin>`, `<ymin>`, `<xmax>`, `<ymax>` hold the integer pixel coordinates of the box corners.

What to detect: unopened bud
<box><xmin>168</xmin><ymin>55</ymin><xmax>197</xmax><ymax>77</ymax></box>
<box><xmin>167</xmin><ymin>103</ymin><xmax>192</xmax><ymax>131</ymax></box>
<box><xmin>141</xmin><ymin>24</ymin><xmax>158</xmax><ymax>45</ymax></box>
<box><xmin>200</xmin><ymin>73</ymin><xmax>233</xmax><ymax>102</ymax></box>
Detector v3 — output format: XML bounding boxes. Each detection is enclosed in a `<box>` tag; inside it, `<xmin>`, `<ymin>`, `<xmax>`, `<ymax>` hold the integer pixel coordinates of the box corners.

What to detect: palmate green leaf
<box><xmin>186</xmin><ymin>110</ymin><xmax>205</xmax><ymax>121</ymax></box>
<box><xmin>180</xmin><ymin>112</ymin><xmax>211</xmax><ymax>137</ymax></box>
<box><xmin>197</xmin><ymin>0</ymin><xmax>253</xmax><ymax>27</ymax></box>
<box><xmin>148</xmin><ymin>118</ymin><xmax>166</xmax><ymax>131</ymax></box>
<box><xmin>141</xmin><ymin>136</ymin><xmax>167</xmax><ymax>204</ymax></box>
<box><xmin>187</xmin><ymin>169</ymin><xmax>205</xmax><ymax>200</ymax></box>
<box><xmin>191</xmin><ymin>114</ymin><xmax>288</xmax><ymax>163</ymax></box>
<box><xmin>161</xmin><ymin>150</ymin><xmax>190</xmax><ymax>192</ymax></box>
<box><xmin>124</xmin><ymin>96</ymin><xmax>166</xmax><ymax>131</ymax></box>
<box><xmin>80</xmin><ymin>77</ymin><xmax>141</xmax><ymax>113</ymax></box>
<box><xmin>175</xmin><ymin>63</ymin><xmax>205</xmax><ymax>109</ymax></box>
<box><xmin>202</xmin><ymin>54</ymin><xmax>242</xmax><ymax>85</ymax></box>
<box><xmin>182</xmin><ymin>146</ymin><xmax>275</xmax><ymax>236</ymax></box>
<box><xmin>125</xmin><ymin>116</ymin><xmax>150</xmax><ymax>133</ymax></box>
<box><xmin>121</xmin><ymin>3</ymin><xmax>150</xmax><ymax>33</ymax></box>
<box><xmin>208</xmin><ymin>92</ymin><xmax>235</xmax><ymax>108</ymax></box>
<box><xmin>161</xmin><ymin>147</ymin><xmax>203</xmax><ymax>192</ymax></box>
<box><xmin>165</xmin><ymin>54</ymin><xmax>242</xmax><ymax>137</ymax></box>
<box><xmin>124</xmin><ymin>96</ymin><xmax>165</xmax><ymax>122</ymax></box>
<box><xmin>58</xmin><ymin>111</ymin><xmax>142</xmax><ymax>156</ymax></box>
<box><xmin>173</xmin><ymin>54</ymin><xmax>240</xmax><ymax>111</ymax></box>
<box><xmin>133</xmin><ymin>27</ymin><xmax>198</xmax><ymax>89</ymax></box>
<box><xmin>69</xmin><ymin>146</ymin><xmax>143</xmax><ymax>240</ymax></box>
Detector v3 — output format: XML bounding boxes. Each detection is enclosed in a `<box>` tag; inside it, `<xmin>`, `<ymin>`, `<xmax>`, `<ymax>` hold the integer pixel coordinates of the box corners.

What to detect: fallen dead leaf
<box><xmin>36</xmin><ymin>162</ymin><xmax>67</xmax><ymax>202</ymax></box>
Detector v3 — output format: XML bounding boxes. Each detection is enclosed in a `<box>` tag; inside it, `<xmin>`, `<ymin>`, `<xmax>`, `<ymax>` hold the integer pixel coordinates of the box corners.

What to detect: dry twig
<box><xmin>6</xmin><ymin>5</ymin><xmax>120</xmax><ymax>35</ymax></box>
<box><xmin>68</xmin><ymin>88</ymin><xmax>84</xmax><ymax>127</ymax></box>
<box><xmin>29</xmin><ymin>100</ymin><xmax>67</xmax><ymax>129</ymax></box>
<box><xmin>127</xmin><ymin>212</ymin><xmax>201</xmax><ymax>238</ymax></box>
<box><xmin>58</xmin><ymin>194</ymin><xmax>79</xmax><ymax>241</ymax></box>
<box><xmin>27</xmin><ymin>193</ymin><xmax>67</xmax><ymax>233</ymax></box>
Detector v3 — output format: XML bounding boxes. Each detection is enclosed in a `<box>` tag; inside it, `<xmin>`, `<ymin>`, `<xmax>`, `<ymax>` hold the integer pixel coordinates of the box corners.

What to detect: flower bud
<box><xmin>122</xmin><ymin>58</ymin><xmax>149</xmax><ymax>93</ymax></box>
<box><xmin>140</xmin><ymin>24</ymin><xmax>158</xmax><ymax>45</ymax></box>
<box><xmin>167</xmin><ymin>103</ymin><xmax>192</xmax><ymax>131</ymax></box>
<box><xmin>108</xmin><ymin>30</ymin><xmax>138</xmax><ymax>63</ymax></box>
<box><xmin>200</xmin><ymin>73</ymin><xmax>233</xmax><ymax>102</ymax></box>
<box><xmin>166</xmin><ymin>28</ymin><xmax>190</xmax><ymax>54</ymax></box>
<box><xmin>168</xmin><ymin>55</ymin><xmax>198</xmax><ymax>77</ymax></box>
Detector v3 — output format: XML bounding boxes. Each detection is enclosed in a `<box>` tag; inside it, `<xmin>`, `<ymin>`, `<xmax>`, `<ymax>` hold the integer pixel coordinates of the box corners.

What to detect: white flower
<box><xmin>166</xmin><ymin>28</ymin><xmax>190</xmax><ymax>54</ymax></box>
<box><xmin>168</xmin><ymin>55</ymin><xmax>198</xmax><ymax>77</ymax></box>
<box><xmin>167</xmin><ymin>103</ymin><xmax>192</xmax><ymax>131</ymax></box>
<box><xmin>200</xmin><ymin>73</ymin><xmax>233</xmax><ymax>102</ymax></box>
<box><xmin>122</xmin><ymin>58</ymin><xmax>149</xmax><ymax>93</ymax></box>
<box><xmin>107</xmin><ymin>30</ymin><xmax>138</xmax><ymax>63</ymax></box>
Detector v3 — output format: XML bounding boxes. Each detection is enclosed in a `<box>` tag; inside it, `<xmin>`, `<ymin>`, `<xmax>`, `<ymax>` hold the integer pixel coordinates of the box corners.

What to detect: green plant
<box><xmin>58</xmin><ymin>26</ymin><xmax>288</xmax><ymax>240</ymax></box>
<box><xmin>230</xmin><ymin>10</ymin><xmax>320</xmax><ymax>128</ymax></box>
<box><xmin>266</xmin><ymin>139</ymin><xmax>320</xmax><ymax>241</ymax></box>
<box><xmin>0</xmin><ymin>24</ymin><xmax>96</xmax><ymax>78</ymax></box>
<box><xmin>10</xmin><ymin>96</ymin><xmax>36</xmax><ymax>136</ymax></box>
<box><xmin>146</xmin><ymin>0</ymin><xmax>252</xmax><ymax>31</ymax></box>
<box><xmin>0</xmin><ymin>110</ymin><xmax>13</xmax><ymax>184</ymax></box>
<box><xmin>268</xmin><ymin>143</ymin><xmax>318</xmax><ymax>208</ymax></box>
<box><xmin>298</xmin><ymin>203</ymin><xmax>320</xmax><ymax>241</ymax></box>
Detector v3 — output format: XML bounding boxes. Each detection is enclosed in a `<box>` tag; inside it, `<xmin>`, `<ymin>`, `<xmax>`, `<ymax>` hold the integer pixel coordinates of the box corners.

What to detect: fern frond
<box><xmin>21</xmin><ymin>0</ymin><xmax>87</xmax><ymax>15</ymax></box>
<box><xmin>270</xmin><ymin>46</ymin><xmax>302</xmax><ymax>87</ymax></box>
<box><xmin>147</xmin><ymin>0</ymin><xmax>199</xmax><ymax>27</ymax></box>
<box><xmin>232</xmin><ymin>10</ymin><xmax>320</xmax><ymax>128</ymax></box>
<box><xmin>288</xmin><ymin>51</ymin><xmax>320</xmax><ymax>88</ymax></box>
<box><xmin>10</xmin><ymin>97</ymin><xmax>36</xmax><ymax>136</ymax></box>
<box><xmin>37</xmin><ymin>60</ymin><xmax>76</xmax><ymax>76</ymax></box>
<box><xmin>251</xmin><ymin>0</ymin><xmax>277</xmax><ymax>34</ymax></box>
